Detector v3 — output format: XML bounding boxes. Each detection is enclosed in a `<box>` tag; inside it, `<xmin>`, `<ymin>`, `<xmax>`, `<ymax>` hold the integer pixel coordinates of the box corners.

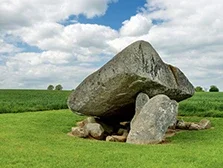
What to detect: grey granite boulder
<box><xmin>68</xmin><ymin>40</ymin><xmax>194</xmax><ymax>121</ymax></box>
<box><xmin>126</xmin><ymin>94</ymin><xmax>178</xmax><ymax>144</ymax></box>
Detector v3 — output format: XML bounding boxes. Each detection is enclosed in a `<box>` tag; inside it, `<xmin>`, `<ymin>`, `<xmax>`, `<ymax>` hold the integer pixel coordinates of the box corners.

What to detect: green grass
<box><xmin>179</xmin><ymin>92</ymin><xmax>223</xmax><ymax>117</ymax></box>
<box><xmin>0</xmin><ymin>90</ymin><xmax>71</xmax><ymax>114</ymax></box>
<box><xmin>0</xmin><ymin>110</ymin><xmax>223</xmax><ymax>168</ymax></box>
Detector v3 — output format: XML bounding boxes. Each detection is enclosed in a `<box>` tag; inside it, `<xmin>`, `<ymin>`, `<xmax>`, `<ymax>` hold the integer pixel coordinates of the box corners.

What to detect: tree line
<box><xmin>47</xmin><ymin>84</ymin><xmax>220</xmax><ymax>92</ymax></box>
<box><xmin>195</xmin><ymin>85</ymin><xmax>219</xmax><ymax>92</ymax></box>
<box><xmin>47</xmin><ymin>84</ymin><xmax>63</xmax><ymax>91</ymax></box>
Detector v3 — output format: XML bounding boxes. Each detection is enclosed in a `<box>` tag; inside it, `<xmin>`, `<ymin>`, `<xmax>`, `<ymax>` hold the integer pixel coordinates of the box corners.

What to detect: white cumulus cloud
<box><xmin>112</xmin><ymin>0</ymin><xmax>223</xmax><ymax>90</ymax></box>
<box><xmin>0</xmin><ymin>0</ymin><xmax>117</xmax><ymax>30</ymax></box>
<box><xmin>120</xmin><ymin>13</ymin><xmax>153</xmax><ymax>37</ymax></box>
<box><xmin>0</xmin><ymin>0</ymin><xmax>223</xmax><ymax>91</ymax></box>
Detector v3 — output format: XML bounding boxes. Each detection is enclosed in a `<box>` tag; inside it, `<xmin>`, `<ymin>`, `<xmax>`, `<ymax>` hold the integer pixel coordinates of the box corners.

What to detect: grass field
<box><xmin>1</xmin><ymin>91</ymin><xmax>223</xmax><ymax>167</ymax></box>
<box><xmin>179</xmin><ymin>92</ymin><xmax>223</xmax><ymax>117</ymax></box>
<box><xmin>1</xmin><ymin>110</ymin><xmax>223</xmax><ymax>168</ymax></box>
<box><xmin>0</xmin><ymin>90</ymin><xmax>71</xmax><ymax>114</ymax></box>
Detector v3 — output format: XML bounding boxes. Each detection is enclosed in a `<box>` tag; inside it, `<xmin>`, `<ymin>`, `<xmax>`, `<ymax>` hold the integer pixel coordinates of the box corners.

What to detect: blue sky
<box><xmin>0</xmin><ymin>0</ymin><xmax>223</xmax><ymax>90</ymax></box>
<box><xmin>77</xmin><ymin>0</ymin><xmax>146</xmax><ymax>30</ymax></box>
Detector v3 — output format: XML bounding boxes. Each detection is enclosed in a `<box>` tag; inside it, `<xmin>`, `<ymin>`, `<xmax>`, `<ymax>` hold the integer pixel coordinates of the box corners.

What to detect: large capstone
<box><xmin>68</xmin><ymin>40</ymin><xmax>194</xmax><ymax>121</ymax></box>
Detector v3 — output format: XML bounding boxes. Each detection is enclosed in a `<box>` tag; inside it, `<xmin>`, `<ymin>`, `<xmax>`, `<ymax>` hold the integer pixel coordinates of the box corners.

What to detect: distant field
<box><xmin>0</xmin><ymin>90</ymin><xmax>223</xmax><ymax>117</ymax></box>
<box><xmin>179</xmin><ymin>92</ymin><xmax>223</xmax><ymax>117</ymax></box>
<box><xmin>0</xmin><ymin>90</ymin><xmax>71</xmax><ymax>114</ymax></box>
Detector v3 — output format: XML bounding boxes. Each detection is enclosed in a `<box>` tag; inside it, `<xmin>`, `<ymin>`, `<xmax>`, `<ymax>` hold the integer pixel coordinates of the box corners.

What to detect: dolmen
<box><xmin>67</xmin><ymin>40</ymin><xmax>196</xmax><ymax>144</ymax></box>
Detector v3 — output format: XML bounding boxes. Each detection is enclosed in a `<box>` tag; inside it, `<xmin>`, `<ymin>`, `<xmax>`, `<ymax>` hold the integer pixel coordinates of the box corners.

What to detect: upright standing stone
<box><xmin>126</xmin><ymin>94</ymin><xmax>178</xmax><ymax>144</ymax></box>
<box><xmin>135</xmin><ymin>93</ymin><xmax>150</xmax><ymax>116</ymax></box>
<box><xmin>131</xmin><ymin>92</ymin><xmax>149</xmax><ymax>125</ymax></box>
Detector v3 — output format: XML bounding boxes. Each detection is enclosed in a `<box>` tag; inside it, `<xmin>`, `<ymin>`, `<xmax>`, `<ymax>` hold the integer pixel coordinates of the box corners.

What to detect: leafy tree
<box><xmin>55</xmin><ymin>84</ymin><xmax>63</xmax><ymax>91</ymax></box>
<box><xmin>195</xmin><ymin>86</ymin><xmax>204</xmax><ymax>92</ymax></box>
<box><xmin>47</xmin><ymin>85</ymin><xmax>54</xmax><ymax>90</ymax></box>
<box><xmin>209</xmin><ymin>85</ymin><xmax>219</xmax><ymax>92</ymax></box>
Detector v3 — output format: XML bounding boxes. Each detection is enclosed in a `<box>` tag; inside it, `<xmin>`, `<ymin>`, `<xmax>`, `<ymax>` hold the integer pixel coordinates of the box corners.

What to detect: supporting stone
<box><xmin>131</xmin><ymin>92</ymin><xmax>149</xmax><ymax>126</ymax></box>
<box><xmin>127</xmin><ymin>94</ymin><xmax>178</xmax><ymax>144</ymax></box>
